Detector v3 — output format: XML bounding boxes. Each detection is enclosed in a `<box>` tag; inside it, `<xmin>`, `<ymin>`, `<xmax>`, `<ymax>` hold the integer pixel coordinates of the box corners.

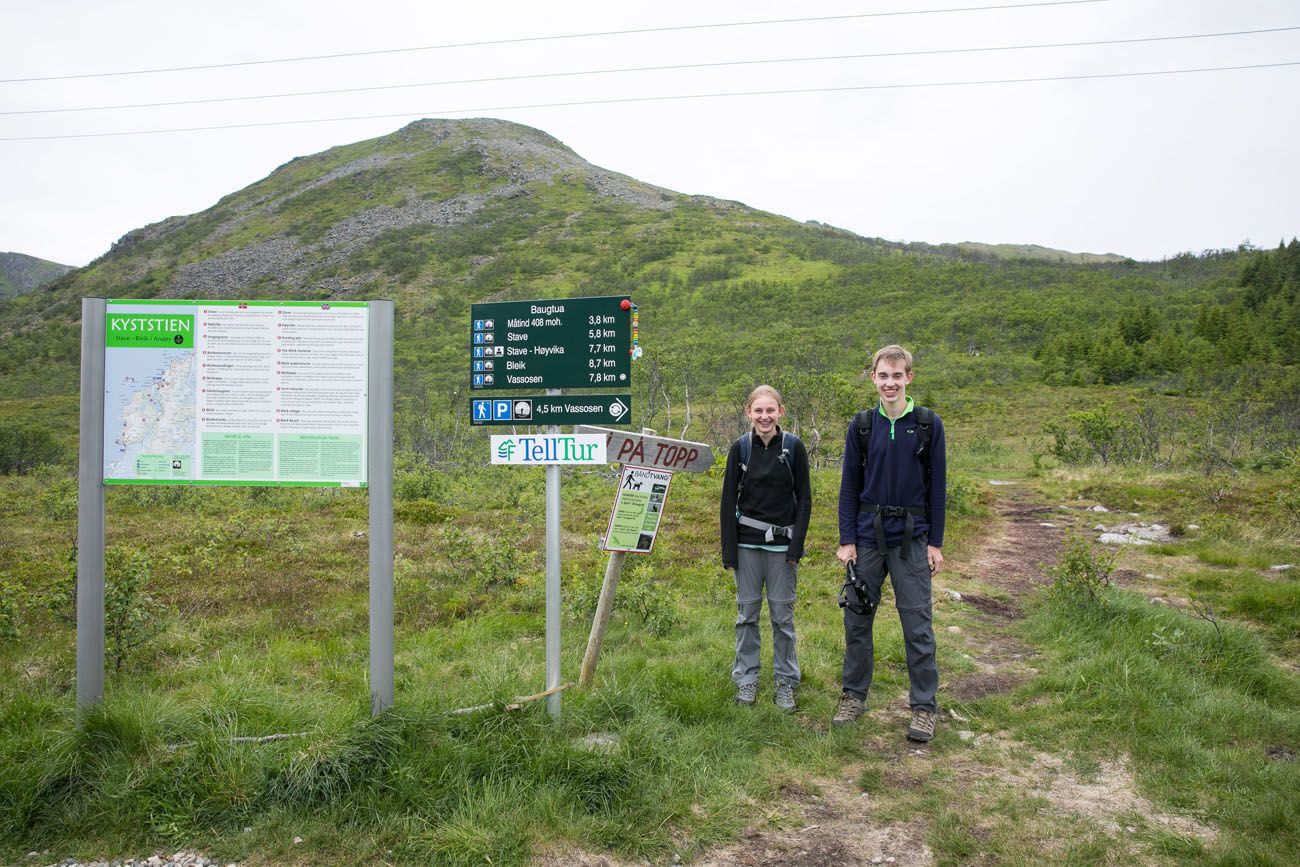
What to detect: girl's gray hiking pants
<box><xmin>842</xmin><ymin>534</ymin><xmax>938</xmax><ymax>713</ymax></box>
<box><xmin>732</xmin><ymin>547</ymin><xmax>800</xmax><ymax>687</ymax></box>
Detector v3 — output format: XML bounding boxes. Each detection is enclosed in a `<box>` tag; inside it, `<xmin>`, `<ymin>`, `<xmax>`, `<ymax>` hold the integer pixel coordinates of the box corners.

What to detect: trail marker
<box><xmin>578</xmin><ymin>429</ymin><xmax>715</xmax><ymax>688</ymax></box>
<box><xmin>468</xmin><ymin>297</ymin><xmax>637</xmax><ymax>718</ymax></box>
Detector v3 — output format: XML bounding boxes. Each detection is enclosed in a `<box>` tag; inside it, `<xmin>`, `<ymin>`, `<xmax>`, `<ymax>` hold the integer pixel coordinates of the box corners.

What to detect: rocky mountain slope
<box><xmin>0</xmin><ymin>117</ymin><xmax>1243</xmax><ymax>405</ymax></box>
<box><xmin>0</xmin><ymin>251</ymin><xmax>73</xmax><ymax>299</ymax></box>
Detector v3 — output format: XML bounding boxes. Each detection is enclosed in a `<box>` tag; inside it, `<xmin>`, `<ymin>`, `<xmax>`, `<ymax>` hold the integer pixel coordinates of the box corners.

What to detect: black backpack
<box><xmin>851</xmin><ymin>405</ymin><xmax>935</xmax><ymax>492</ymax></box>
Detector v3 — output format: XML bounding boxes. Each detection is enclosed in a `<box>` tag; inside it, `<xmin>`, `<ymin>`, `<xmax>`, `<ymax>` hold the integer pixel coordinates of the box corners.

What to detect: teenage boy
<box><xmin>833</xmin><ymin>345</ymin><xmax>946</xmax><ymax>741</ymax></box>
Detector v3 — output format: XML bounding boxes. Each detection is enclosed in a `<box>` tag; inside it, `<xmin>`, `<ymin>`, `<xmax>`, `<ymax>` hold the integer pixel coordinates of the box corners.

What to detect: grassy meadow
<box><xmin>1</xmin><ymin>382</ymin><xmax>1297</xmax><ymax>866</ymax></box>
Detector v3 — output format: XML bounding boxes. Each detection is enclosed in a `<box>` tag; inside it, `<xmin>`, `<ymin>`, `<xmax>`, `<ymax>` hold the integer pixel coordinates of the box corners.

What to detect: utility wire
<box><xmin>3</xmin><ymin>59</ymin><xmax>1296</xmax><ymax>143</ymax></box>
<box><xmin>5</xmin><ymin>25</ymin><xmax>1296</xmax><ymax>116</ymax></box>
<box><xmin>0</xmin><ymin>0</ymin><xmax>1109</xmax><ymax>83</ymax></box>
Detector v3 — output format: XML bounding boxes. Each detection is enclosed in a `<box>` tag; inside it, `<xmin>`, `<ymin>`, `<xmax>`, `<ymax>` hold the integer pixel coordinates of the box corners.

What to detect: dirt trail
<box><xmin>539</xmin><ymin>485</ymin><xmax>1214</xmax><ymax>866</ymax></box>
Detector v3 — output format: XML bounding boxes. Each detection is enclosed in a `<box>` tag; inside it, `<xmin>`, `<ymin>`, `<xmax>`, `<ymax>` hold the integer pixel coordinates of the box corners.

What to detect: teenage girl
<box><xmin>719</xmin><ymin>385</ymin><xmax>812</xmax><ymax>711</ymax></box>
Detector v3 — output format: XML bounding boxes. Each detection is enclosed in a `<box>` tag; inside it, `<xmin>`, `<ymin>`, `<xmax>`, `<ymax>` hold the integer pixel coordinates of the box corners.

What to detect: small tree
<box><xmin>0</xmin><ymin>418</ymin><xmax>64</xmax><ymax>474</ymax></box>
<box><xmin>1043</xmin><ymin>531</ymin><xmax>1117</xmax><ymax>606</ymax></box>
<box><xmin>103</xmin><ymin>549</ymin><xmax>167</xmax><ymax>672</ymax></box>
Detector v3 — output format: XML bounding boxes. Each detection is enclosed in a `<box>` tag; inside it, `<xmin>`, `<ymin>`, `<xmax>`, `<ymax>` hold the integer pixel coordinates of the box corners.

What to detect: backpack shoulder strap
<box><xmin>853</xmin><ymin>409</ymin><xmax>874</xmax><ymax>467</ymax></box>
<box><xmin>913</xmin><ymin>406</ymin><xmax>934</xmax><ymax>460</ymax></box>
<box><xmin>780</xmin><ymin>431</ymin><xmax>797</xmax><ymax>486</ymax></box>
<box><xmin>735</xmin><ymin>433</ymin><xmax>752</xmax><ymax>501</ymax></box>
<box><xmin>913</xmin><ymin>405</ymin><xmax>935</xmax><ymax>495</ymax></box>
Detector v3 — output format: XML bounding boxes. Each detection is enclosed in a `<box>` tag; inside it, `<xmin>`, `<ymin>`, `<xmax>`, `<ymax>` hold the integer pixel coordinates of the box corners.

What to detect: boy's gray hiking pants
<box><xmin>841</xmin><ymin>534</ymin><xmax>938</xmax><ymax>713</ymax></box>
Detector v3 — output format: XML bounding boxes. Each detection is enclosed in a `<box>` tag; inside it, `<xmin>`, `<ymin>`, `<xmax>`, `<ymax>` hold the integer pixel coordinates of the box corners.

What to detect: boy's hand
<box><xmin>927</xmin><ymin>545</ymin><xmax>944</xmax><ymax>574</ymax></box>
<box><xmin>836</xmin><ymin>543</ymin><xmax>857</xmax><ymax>565</ymax></box>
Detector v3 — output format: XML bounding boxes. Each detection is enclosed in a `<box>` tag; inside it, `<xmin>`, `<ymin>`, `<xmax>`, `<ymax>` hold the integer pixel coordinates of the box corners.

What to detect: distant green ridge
<box><xmin>0</xmin><ymin>251</ymin><xmax>73</xmax><ymax>299</ymax></box>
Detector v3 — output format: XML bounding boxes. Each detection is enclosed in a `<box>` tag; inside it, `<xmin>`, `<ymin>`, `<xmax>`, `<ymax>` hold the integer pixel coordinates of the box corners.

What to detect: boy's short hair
<box><xmin>870</xmin><ymin>344</ymin><xmax>913</xmax><ymax>374</ymax></box>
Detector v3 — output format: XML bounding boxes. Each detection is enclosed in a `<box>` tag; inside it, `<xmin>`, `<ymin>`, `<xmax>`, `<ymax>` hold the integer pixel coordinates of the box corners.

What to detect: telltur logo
<box><xmin>490</xmin><ymin>434</ymin><xmax>606</xmax><ymax>465</ymax></box>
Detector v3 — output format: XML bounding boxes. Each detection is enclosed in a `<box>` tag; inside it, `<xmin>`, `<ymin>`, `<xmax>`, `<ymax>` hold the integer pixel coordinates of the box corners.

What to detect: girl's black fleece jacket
<box><xmin>719</xmin><ymin>428</ymin><xmax>813</xmax><ymax>569</ymax></box>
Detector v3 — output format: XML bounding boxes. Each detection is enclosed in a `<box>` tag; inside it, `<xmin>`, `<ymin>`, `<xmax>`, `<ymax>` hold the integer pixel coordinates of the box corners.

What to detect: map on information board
<box><xmin>103</xmin><ymin>301</ymin><xmax>369</xmax><ymax>487</ymax></box>
<box><xmin>105</xmin><ymin>346</ymin><xmax>199</xmax><ymax>481</ymax></box>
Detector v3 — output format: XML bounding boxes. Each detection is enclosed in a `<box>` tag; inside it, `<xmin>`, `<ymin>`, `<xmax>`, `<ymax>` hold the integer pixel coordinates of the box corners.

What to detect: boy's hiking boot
<box><xmin>907</xmin><ymin>709</ymin><xmax>937</xmax><ymax>742</ymax></box>
<box><xmin>831</xmin><ymin>692</ymin><xmax>865</xmax><ymax>727</ymax></box>
<box><xmin>735</xmin><ymin>682</ymin><xmax>757</xmax><ymax>706</ymax></box>
<box><xmin>774</xmin><ymin>680</ymin><xmax>796</xmax><ymax>713</ymax></box>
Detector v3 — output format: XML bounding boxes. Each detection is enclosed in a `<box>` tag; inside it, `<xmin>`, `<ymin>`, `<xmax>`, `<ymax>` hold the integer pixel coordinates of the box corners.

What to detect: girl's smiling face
<box><xmin>746</xmin><ymin>395</ymin><xmax>784</xmax><ymax>439</ymax></box>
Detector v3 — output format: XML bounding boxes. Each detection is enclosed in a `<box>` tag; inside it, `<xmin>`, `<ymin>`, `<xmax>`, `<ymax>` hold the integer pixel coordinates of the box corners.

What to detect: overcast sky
<box><xmin>2</xmin><ymin>0</ymin><xmax>1297</xmax><ymax>267</ymax></box>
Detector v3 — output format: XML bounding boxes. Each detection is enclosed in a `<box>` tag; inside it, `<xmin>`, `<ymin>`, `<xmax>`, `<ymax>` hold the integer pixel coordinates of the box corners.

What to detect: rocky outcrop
<box><xmin>144</xmin><ymin>118</ymin><xmax>680</xmax><ymax>297</ymax></box>
<box><xmin>0</xmin><ymin>251</ymin><xmax>74</xmax><ymax>298</ymax></box>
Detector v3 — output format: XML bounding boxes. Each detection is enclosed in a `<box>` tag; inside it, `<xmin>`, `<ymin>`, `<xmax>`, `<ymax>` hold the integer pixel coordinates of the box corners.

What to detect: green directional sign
<box><xmin>470</xmin><ymin>296</ymin><xmax>631</xmax><ymax>391</ymax></box>
<box><xmin>470</xmin><ymin>394</ymin><xmax>632</xmax><ymax>427</ymax></box>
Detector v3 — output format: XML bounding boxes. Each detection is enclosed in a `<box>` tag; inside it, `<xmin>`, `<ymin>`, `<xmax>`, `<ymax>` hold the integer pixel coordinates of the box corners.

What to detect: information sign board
<box><xmin>470</xmin><ymin>296</ymin><xmax>631</xmax><ymax>390</ymax></box>
<box><xmin>603</xmin><ymin>466</ymin><xmax>673</xmax><ymax>553</ymax></box>
<box><xmin>102</xmin><ymin>300</ymin><xmax>369</xmax><ymax>487</ymax></box>
<box><xmin>471</xmin><ymin>394</ymin><xmax>632</xmax><ymax>427</ymax></box>
<box><xmin>575</xmin><ymin>426</ymin><xmax>714</xmax><ymax>473</ymax></box>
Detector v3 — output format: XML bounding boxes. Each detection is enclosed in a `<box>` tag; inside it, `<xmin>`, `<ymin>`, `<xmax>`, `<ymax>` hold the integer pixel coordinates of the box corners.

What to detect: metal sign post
<box><xmin>368</xmin><ymin>300</ymin><xmax>395</xmax><ymax>716</ymax></box>
<box><xmin>544</xmin><ymin>389</ymin><xmax>563</xmax><ymax>718</ymax></box>
<box><xmin>468</xmin><ymin>297</ymin><xmax>638</xmax><ymax>718</ymax></box>
<box><xmin>77</xmin><ymin>298</ymin><xmax>107</xmax><ymax>713</ymax></box>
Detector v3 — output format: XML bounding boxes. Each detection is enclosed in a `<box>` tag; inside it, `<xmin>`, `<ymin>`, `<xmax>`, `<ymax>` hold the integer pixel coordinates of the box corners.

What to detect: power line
<box><xmin>3</xmin><ymin>59</ymin><xmax>1296</xmax><ymax>143</ymax></box>
<box><xmin>0</xmin><ymin>0</ymin><xmax>1109</xmax><ymax>84</ymax></box>
<box><xmin>6</xmin><ymin>25</ymin><xmax>1296</xmax><ymax>117</ymax></box>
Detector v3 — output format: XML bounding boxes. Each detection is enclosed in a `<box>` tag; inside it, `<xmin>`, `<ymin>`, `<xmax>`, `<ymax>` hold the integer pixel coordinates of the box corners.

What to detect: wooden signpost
<box><xmin>576</xmin><ymin>426</ymin><xmax>714</xmax><ymax>687</ymax></box>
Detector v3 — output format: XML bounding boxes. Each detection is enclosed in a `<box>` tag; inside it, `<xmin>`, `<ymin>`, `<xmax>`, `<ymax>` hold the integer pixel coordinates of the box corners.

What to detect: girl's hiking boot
<box><xmin>774</xmin><ymin>680</ymin><xmax>796</xmax><ymax>713</ymax></box>
<box><xmin>831</xmin><ymin>693</ymin><xmax>865</xmax><ymax>726</ymax></box>
<box><xmin>735</xmin><ymin>682</ymin><xmax>757</xmax><ymax>706</ymax></box>
<box><xmin>907</xmin><ymin>709</ymin><xmax>937</xmax><ymax>742</ymax></box>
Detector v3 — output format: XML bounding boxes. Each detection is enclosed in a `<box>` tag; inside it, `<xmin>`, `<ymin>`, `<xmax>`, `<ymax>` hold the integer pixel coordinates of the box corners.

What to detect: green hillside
<box><xmin>2</xmin><ymin>118</ymin><xmax>1295</xmax><ymax>426</ymax></box>
<box><xmin>0</xmin><ymin>251</ymin><xmax>73</xmax><ymax>300</ymax></box>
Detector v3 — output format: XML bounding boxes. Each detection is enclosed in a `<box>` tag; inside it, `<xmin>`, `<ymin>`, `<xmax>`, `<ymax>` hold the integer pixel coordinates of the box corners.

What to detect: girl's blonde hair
<box><xmin>744</xmin><ymin>384</ymin><xmax>784</xmax><ymax>411</ymax></box>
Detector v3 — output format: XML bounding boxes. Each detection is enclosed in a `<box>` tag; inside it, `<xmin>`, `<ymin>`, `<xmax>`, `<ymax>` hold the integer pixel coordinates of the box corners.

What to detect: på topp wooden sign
<box><xmin>575</xmin><ymin>426</ymin><xmax>714</xmax><ymax>473</ymax></box>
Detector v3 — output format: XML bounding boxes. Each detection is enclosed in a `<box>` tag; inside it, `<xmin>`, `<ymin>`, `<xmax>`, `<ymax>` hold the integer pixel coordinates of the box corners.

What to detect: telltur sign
<box><xmin>490</xmin><ymin>433</ymin><xmax>607</xmax><ymax>465</ymax></box>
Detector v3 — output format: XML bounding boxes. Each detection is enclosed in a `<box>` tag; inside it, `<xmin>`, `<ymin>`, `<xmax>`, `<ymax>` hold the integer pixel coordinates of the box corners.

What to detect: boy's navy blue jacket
<box><xmin>720</xmin><ymin>428</ymin><xmax>812</xmax><ymax>569</ymax></box>
<box><xmin>838</xmin><ymin>404</ymin><xmax>947</xmax><ymax>550</ymax></box>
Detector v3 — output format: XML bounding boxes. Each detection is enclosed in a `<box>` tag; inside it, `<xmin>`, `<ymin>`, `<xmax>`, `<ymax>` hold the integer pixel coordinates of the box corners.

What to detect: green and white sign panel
<box><xmin>490</xmin><ymin>434</ymin><xmax>606</xmax><ymax>465</ymax></box>
<box><xmin>103</xmin><ymin>300</ymin><xmax>369</xmax><ymax>487</ymax></box>
<box><xmin>603</xmin><ymin>466</ymin><xmax>673</xmax><ymax>553</ymax></box>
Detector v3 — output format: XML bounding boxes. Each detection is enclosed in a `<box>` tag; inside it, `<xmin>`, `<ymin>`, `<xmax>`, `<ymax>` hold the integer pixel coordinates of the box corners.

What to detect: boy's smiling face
<box><xmin>872</xmin><ymin>358</ymin><xmax>913</xmax><ymax>410</ymax></box>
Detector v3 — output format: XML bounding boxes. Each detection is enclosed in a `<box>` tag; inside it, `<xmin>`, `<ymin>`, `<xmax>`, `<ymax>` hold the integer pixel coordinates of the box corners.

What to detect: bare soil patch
<box><xmin>960</xmin><ymin>593</ymin><xmax>1022</xmax><ymax>619</ymax></box>
<box><xmin>946</xmin><ymin>488</ymin><xmax>1063</xmax><ymax>596</ymax></box>
<box><xmin>947</xmin><ymin>671</ymin><xmax>1025</xmax><ymax>701</ymax></box>
<box><xmin>690</xmin><ymin>769</ymin><xmax>934</xmax><ymax>867</ymax></box>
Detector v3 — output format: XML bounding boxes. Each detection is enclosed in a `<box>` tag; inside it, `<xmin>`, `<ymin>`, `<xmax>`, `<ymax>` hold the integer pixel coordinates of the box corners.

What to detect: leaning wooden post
<box><xmin>579</xmin><ymin>550</ymin><xmax>628</xmax><ymax>687</ymax></box>
<box><xmin>575</xmin><ymin>425</ymin><xmax>714</xmax><ymax>689</ymax></box>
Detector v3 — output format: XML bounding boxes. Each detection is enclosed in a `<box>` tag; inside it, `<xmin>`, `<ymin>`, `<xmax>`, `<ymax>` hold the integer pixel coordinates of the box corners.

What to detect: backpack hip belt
<box><xmin>862</xmin><ymin>502</ymin><xmax>927</xmax><ymax>560</ymax></box>
<box><xmin>737</xmin><ymin>512</ymin><xmax>793</xmax><ymax>544</ymax></box>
